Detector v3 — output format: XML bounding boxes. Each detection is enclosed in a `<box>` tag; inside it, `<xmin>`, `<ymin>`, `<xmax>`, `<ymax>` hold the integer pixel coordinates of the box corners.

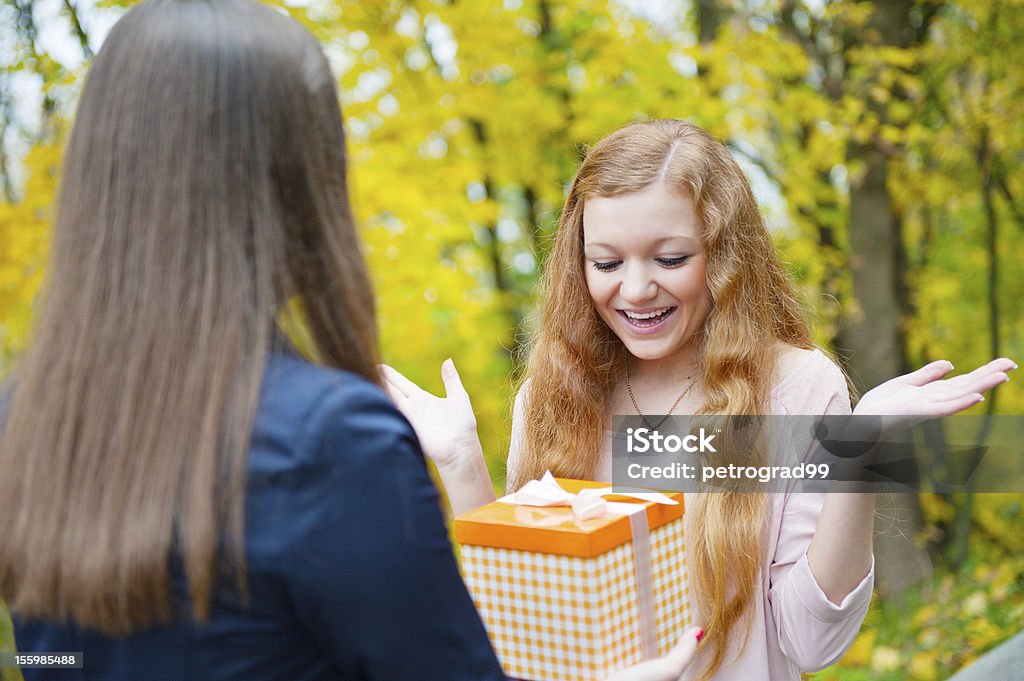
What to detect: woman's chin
<box><xmin>617</xmin><ymin>334</ymin><xmax>701</xmax><ymax>365</ymax></box>
<box><xmin>619</xmin><ymin>340</ymin><xmax>674</xmax><ymax>362</ymax></box>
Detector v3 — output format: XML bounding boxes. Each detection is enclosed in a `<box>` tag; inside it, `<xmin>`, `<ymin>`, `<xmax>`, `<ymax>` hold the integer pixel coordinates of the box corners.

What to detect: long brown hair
<box><xmin>513</xmin><ymin>119</ymin><xmax>815</xmax><ymax>678</ymax></box>
<box><xmin>0</xmin><ymin>0</ymin><xmax>378</xmax><ymax>635</ymax></box>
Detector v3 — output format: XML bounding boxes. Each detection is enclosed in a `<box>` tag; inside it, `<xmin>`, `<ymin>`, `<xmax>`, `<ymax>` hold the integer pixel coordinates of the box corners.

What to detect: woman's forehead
<box><xmin>582</xmin><ymin>184</ymin><xmax>701</xmax><ymax>248</ymax></box>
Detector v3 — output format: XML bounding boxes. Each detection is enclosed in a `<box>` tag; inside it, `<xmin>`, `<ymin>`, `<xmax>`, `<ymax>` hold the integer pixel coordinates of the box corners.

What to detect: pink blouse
<box><xmin>506</xmin><ymin>348</ymin><xmax>873</xmax><ymax>680</ymax></box>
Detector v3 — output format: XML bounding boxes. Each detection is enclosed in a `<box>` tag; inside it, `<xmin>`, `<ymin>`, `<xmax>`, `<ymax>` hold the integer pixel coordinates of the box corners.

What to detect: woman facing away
<box><xmin>383</xmin><ymin>119</ymin><xmax>1016</xmax><ymax>680</ymax></box>
<box><xmin>0</xmin><ymin>1</ymin><xmax>701</xmax><ymax>680</ymax></box>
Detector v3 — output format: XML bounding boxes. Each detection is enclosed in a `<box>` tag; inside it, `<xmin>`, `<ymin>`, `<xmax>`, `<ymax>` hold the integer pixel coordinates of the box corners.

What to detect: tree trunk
<box><xmin>838</xmin><ymin>0</ymin><xmax>930</xmax><ymax>599</ymax></box>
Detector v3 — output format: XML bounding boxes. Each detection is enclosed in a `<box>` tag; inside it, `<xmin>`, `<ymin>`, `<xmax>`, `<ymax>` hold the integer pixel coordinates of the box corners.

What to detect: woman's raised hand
<box><xmin>604</xmin><ymin>627</ymin><xmax>702</xmax><ymax>681</ymax></box>
<box><xmin>854</xmin><ymin>357</ymin><xmax>1016</xmax><ymax>422</ymax></box>
<box><xmin>380</xmin><ymin>360</ymin><xmax>496</xmax><ymax>515</ymax></box>
<box><xmin>380</xmin><ymin>360</ymin><xmax>482</xmax><ymax>468</ymax></box>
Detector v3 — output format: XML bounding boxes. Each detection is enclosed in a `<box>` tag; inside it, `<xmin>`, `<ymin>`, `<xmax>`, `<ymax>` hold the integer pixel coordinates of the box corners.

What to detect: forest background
<box><xmin>1</xmin><ymin>0</ymin><xmax>1022</xmax><ymax>679</ymax></box>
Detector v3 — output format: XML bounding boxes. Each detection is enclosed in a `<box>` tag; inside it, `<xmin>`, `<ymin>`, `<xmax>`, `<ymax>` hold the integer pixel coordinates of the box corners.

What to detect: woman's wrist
<box><xmin>434</xmin><ymin>434</ymin><xmax>496</xmax><ymax>516</ymax></box>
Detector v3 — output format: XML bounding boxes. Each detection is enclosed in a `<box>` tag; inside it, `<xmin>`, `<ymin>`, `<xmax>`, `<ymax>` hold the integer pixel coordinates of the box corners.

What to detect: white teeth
<box><xmin>624</xmin><ymin>307</ymin><xmax>671</xmax><ymax>320</ymax></box>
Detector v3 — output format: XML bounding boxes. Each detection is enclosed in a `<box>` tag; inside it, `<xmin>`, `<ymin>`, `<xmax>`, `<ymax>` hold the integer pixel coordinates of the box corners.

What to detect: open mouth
<box><xmin>618</xmin><ymin>306</ymin><xmax>676</xmax><ymax>330</ymax></box>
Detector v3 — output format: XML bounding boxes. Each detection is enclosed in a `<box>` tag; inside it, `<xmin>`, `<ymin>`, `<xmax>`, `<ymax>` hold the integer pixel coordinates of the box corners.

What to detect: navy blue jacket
<box><xmin>13</xmin><ymin>351</ymin><xmax>506</xmax><ymax>680</ymax></box>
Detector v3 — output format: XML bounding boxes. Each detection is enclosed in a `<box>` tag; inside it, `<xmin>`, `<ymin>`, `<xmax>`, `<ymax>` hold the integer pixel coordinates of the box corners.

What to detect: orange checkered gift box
<box><xmin>454</xmin><ymin>472</ymin><xmax>692</xmax><ymax>681</ymax></box>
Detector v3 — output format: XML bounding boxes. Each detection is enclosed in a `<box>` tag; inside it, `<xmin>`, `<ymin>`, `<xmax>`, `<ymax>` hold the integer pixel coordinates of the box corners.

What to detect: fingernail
<box><xmin>696</xmin><ymin>629</ymin><xmax>704</xmax><ymax>642</ymax></box>
<box><xmin>948</xmin><ymin>362</ymin><xmax>955</xmax><ymax>370</ymax></box>
<box><xmin>978</xmin><ymin>396</ymin><xmax>985</xmax><ymax>402</ymax></box>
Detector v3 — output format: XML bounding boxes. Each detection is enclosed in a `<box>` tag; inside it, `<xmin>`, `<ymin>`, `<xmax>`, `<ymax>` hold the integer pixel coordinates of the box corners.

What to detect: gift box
<box><xmin>454</xmin><ymin>474</ymin><xmax>692</xmax><ymax>681</ymax></box>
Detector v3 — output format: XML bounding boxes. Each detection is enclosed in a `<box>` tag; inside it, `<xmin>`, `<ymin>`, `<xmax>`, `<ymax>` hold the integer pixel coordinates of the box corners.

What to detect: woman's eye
<box><xmin>656</xmin><ymin>256</ymin><xmax>691</xmax><ymax>267</ymax></box>
<box><xmin>591</xmin><ymin>261</ymin><xmax>621</xmax><ymax>272</ymax></box>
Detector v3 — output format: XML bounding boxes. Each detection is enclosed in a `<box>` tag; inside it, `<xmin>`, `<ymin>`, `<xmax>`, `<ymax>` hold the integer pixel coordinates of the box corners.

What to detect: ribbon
<box><xmin>629</xmin><ymin>508</ymin><xmax>658</xmax><ymax>658</ymax></box>
<box><xmin>498</xmin><ymin>471</ymin><xmax>675</xmax><ymax>660</ymax></box>
<box><xmin>498</xmin><ymin>470</ymin><xmax>678</xmax><ymax>519</ymax></box>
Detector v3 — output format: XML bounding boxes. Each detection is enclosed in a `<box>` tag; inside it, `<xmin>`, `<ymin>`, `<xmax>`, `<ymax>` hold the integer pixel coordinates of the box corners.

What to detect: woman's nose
<box><xmin>619</xmin><ymin>264</ymin><xmax>658</xmax><ymax>303</ymax></box>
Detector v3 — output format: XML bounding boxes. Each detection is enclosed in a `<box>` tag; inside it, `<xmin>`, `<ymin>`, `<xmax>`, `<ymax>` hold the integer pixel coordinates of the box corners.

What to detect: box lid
<box><xmin>453</xmin><ymin>478</ymin><xmax>684</xmax><ymax>558</ymax></box>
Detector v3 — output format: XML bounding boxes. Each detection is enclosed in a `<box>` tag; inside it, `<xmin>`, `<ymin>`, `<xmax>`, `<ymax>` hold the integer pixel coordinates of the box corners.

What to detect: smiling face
<box><xmin>582</xmin><ymin>182</ymin><xmax>711</xmax><ymax>366</ymax></box>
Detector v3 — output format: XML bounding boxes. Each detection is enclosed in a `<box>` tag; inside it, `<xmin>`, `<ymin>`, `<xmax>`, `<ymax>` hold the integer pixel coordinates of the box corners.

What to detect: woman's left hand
<box><xmin>854</xmin><ymin>357</ymin><xmax>1016</xmax><ymax>423</ymax></box>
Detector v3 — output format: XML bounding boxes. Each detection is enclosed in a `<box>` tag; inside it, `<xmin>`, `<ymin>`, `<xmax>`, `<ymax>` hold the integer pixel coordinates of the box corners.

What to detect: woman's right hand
<box><xmin>380</xmin><ymin>359</ymin><xmax>483</xmax><ymax>470</ymax></box>
<box><xmin>604</xmin><ymin>627</ymin><xmax>703</xmax><ymax>681</ymax></box>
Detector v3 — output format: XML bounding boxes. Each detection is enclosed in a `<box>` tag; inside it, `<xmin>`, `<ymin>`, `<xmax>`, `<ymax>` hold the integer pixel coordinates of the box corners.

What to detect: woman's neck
<box><xmin>627</xmin><ymin>348</ymin><xmax>701</xmax><ymax>387</ymax></box>
<box><xmin>615</xmin><ymin>350</ymin><xmax>704</xmax><ymax>421</ymax></box>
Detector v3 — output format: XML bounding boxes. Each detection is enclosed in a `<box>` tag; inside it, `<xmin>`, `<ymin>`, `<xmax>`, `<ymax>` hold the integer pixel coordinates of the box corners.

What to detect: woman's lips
<box><xmin>617</xmin><ymin>306</ymin><xmax>677</xmax><ymax>335</ymax></box>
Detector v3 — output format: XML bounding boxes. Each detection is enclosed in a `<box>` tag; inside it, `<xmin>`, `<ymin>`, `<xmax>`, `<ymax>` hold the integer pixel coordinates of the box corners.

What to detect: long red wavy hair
<box><xmin>511</xmin><ymin>119</ymin><xmax>815</xmax><ymax>679</ymax></box>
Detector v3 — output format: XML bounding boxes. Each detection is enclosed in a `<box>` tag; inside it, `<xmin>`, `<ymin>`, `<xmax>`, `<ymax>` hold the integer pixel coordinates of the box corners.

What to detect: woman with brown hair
<box><xmin>383</xmin><ymin>119</ymin><xmax>1016</xmax><ymax>679</ymax></box>
<box><xmin>0</xmin><ymin>1</ymin><xmax>702</xmax><ymax>680</ymax></box>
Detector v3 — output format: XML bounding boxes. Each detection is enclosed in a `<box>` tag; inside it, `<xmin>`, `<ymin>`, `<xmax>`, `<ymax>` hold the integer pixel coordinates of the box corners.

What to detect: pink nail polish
<box><xmin>696</xmin><ymin>629</ymin><xmax>704</xmax><ymax>642</ymax></box>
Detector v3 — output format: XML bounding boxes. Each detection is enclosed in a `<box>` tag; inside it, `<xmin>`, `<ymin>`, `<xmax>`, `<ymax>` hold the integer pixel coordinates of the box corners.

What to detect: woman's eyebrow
<box><xmin>651</xmin><ymin>235</ymin><xmax>701</xmax><ymax>247</ymax></box>
<box><xmin>584</xmin><ymin>236</ymin><xmax>700</xmax><ymax>250</ymax></box>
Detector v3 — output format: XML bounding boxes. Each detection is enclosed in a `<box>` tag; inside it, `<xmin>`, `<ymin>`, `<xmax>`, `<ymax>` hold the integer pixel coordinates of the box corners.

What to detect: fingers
<box><xmin>380</xmin><ymin>377</ymin><xmax>409</xmax><ymax>407</ymax></box>
<box><xmin>378</xmin><ymin>364</ymin><xmax>420</xmax><ymax>400</ymax></box>
<box><xmin>877</xmin><ymin>358</ymin><xmax>1014</xmax><ymax>398</ymax></box>
<box><xmin>954</xmin><ymin>358</ymin><xmax>1015</xmax><ymax>382</ymax></box>
<box><xmin>441</xmin><ymin>358</ymin><xmax>470</xmax><ymax>401</ymax></box>
<box><xmin>901</xmin><ymin>360</ymin><xmax>955</xmax><ymax>387</ymax></box>
<box><xmin>989</xmin><ymin>357</ymin><xmax>1019</xmax><ymax>373</ymax></box>
<box><xmin>935</xmin><ymin>360</ymin><xmax>1012</xmax><ymax>401</ymax></box>
<box><xmin>902</xmin><ymin>357</ymin><xmax>1016</xmax><ymax>419</ymax></box>
<box><xmin>603</xmin><ymin>627</ymin><xmax>702</xmax><ymax>681</ymax></box>
<box><xmin>963</xmin><ymin>372</ymin><xmax>1009</xmax><ymax>397</ymax></box>
<box><xmin>380</xmin><ymin>361</ymin><xmax>470</xmax><ymax>403</ymax></box>
<box><xmin>660</xmin><ymin>627</ymin><xmax>703</xmax><ymax>674</ymax></box>
<box><xmin>922</xmin><ymin>392</ymin><xmax>985</xmax><ymax>419</ymax></box>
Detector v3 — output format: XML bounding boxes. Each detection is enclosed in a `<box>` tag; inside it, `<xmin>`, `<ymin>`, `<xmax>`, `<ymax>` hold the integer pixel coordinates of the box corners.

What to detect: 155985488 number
<box><xmin>0</xmin><ymin>652</ymin><xmax>83</xmax><ymax>668</ymax></box>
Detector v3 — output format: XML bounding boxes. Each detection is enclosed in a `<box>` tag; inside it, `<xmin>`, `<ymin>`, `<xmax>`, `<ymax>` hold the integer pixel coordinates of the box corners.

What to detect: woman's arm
<box><xmin>768</xmin><ymin>355</ymin><xmax>1014</xmax><ymax>670</ymax></box>
<box><xmin>806</xmin><ymin>357</ymin><xmax>1015</xmax><ymax>604</ymax></box>
<box><xmin>769</xmin><ymin>354</ymin><xmax>872</xmax><ymax>671</ymax></box>
<box><xmin>804</xmin><ymin>493</ymin><xmax>875</xmax><ymax>605</ymax></box>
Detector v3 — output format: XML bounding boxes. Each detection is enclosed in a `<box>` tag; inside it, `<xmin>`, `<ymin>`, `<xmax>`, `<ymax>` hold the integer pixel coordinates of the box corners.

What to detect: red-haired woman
<box><xmin>383</xmin><ymin>119</ymin><xmax>1015</xmax><ymax>680</ymax></box>
<box><xmin>0</xmin><ymin>2</ymin><xmax>699</xmax><ymax>680</ymax></box>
